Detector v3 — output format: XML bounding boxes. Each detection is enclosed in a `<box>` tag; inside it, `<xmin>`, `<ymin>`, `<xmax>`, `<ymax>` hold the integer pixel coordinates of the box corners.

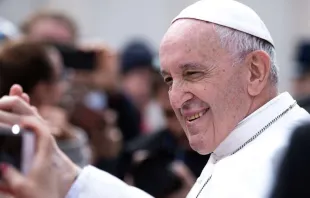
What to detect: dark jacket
<box><xmin>297</xmin><ymin>96</ymin><xmax>310</xmax><ymax>113</ymax></box>
<box><xmin>125</xmin><ymin>129</ymin><xmax>210</xmax><ymax>197</ymax></box>
<box><xmin>270</xmin><ymin>121</ymin><xmax>310</xmax><ymax>198</ymax></box>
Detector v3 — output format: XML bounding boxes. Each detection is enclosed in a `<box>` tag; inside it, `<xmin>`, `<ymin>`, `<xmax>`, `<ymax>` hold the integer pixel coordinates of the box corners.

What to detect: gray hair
<box><xmin>214</xmin><ymin>24</ymin><xmax>279</xmax><ymax>85</ymax></box>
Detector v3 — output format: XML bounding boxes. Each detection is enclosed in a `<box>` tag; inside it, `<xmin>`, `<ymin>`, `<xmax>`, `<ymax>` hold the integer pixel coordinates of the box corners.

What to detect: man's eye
<box><xmin>164</xmin><ymin>77</ymin><xmax>172</xmax><ymax>84</ymax></box>
<box><xmin>186</xmin><ymin>71</ymin><xmax>201</xmax><ymax>76</ymax></box>
<box><xmin>184</xmin><ymin>71</ymin><xmax>204</xmax><ymax>81</ymax></box>
<box><xmin>164</xmin><ymin>77</ymin><xmax>173</xmax><ymax>88</ymax></box>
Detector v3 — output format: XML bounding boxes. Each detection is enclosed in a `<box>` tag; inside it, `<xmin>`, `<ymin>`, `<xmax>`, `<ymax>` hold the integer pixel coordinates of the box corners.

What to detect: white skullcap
<box><xmin>172</xmin><ymin>0</ymin><xmax>274</xmax><ymax>46</ymax></box>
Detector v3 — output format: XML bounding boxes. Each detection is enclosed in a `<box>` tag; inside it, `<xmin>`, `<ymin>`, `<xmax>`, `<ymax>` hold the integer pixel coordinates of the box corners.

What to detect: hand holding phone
<box><xmin>0</xmin><ymin>112</ymin><xmax>80</xmax><ymax>198</ymax></box>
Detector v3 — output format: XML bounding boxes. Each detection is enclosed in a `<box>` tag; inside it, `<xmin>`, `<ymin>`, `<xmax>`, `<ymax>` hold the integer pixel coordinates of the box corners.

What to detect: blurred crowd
<box><xmin>0</xmin><ymin>11</ymin><xmax>210</xmax><ymax>198</ymax></box>
<box><xmin>4</xmin><ymin>7</ymin><xmax>310</xmax><ymax>198</ymax></box>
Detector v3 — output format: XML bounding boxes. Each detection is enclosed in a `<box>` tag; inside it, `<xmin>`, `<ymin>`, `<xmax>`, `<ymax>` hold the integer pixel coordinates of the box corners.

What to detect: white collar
<box><xmin>213</xmin><ymin>92</ymin><xmax>296</xmax><ymax>161</ymax></box>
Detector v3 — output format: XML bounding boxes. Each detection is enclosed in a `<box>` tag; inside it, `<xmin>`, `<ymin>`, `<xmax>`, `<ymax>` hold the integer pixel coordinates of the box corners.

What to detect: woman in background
<box><xmin>0</xmin><ymin>40</ymin><xmax>91</xmax><ymax>167</ymax></box>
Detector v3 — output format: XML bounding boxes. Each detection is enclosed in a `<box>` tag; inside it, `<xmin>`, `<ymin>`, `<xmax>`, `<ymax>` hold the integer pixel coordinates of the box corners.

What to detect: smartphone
<box><xmin>0</xmin><ymin>125</ymin><xmax>35</xmax><ymax>177</ymax></box>
<box><xmin>54</xmin><ymin>44</ymin><xmax>96</xmax><ymax>70</ymax></box>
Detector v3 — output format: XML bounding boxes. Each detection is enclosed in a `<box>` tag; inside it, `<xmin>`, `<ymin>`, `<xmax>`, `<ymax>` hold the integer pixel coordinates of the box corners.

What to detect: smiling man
<box><xmin>160</xmin><ymin>0</ymin><xmax>277</xmax><ymax>160</ymax></box>
<box><xmin>0</xmin><ymin>0</ymin><xmax>309</xmax><ymax>198</ymax></box>
<box><xmin>158</xmin><ymin>0</ymin><xmax>309</xmax><ymax>197</ymax></box>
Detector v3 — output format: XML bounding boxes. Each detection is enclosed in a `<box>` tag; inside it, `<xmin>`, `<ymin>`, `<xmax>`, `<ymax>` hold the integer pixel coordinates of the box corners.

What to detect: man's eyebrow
<box><xmin>160</xmin><ymin>70</ymin><xmax>169</xmax><ymax>77</ymax></box>
<box><xmin>160</xmin><ymin>63</ymin><xmax>207</xmax><ymax>76</ymax></box>
<box><xmin>179</xmin><ymin>62</ymin><xmax>205</xmax><ymax>70</ymax></box>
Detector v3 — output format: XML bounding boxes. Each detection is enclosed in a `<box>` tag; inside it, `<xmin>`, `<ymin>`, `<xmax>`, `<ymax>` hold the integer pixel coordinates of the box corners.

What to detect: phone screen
<box><xmin>0</xmin><ymin>126</ymin><xmax>35</xmax><ymax>175</ymax></box>
<box><xmin>0</xmin><ymin>133</ymin><xmax>22</xmax><ymax>170</ymax></box>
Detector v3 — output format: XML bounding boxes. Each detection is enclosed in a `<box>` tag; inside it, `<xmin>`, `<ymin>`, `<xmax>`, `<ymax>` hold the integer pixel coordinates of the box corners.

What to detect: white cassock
<box><xmin>65</xmin><ymin>92</ymin><xmax>309</xmax><ymax>198</ymax></box>
<box><xmin>186</xmin><ymin>92</ymin><xmax>309</xmax><ymax>198</ymax></box>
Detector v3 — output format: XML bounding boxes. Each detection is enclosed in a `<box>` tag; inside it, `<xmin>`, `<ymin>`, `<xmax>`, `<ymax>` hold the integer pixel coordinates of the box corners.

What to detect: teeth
<box><xmin>187</xmin><ymin>112</ymin><xmax>205</xmax><ymax>121</ymax></box>
<box><xmin>189</xmin><ymin>115</ymin><xmax>196</xmax><ymax>120</ymax></box>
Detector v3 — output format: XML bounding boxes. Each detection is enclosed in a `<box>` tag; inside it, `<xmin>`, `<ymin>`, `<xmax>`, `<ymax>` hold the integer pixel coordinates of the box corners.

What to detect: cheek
<box><xmin>126</xmin><ymin>76</ymin><xmax>150</xmax><ymax>94</ymax></box>
<box><xmin>188</xmin><ymin>81</ymin><xmax>218</xmax><ymax>108</ymax></box>
<box><xmin>213</xmin><ymin>74</ymin><xmax>248</xmax><ymax>126</ymax></box>
<box><xmin>48</xmin><ymin>83</ymin><xmax>64</xmax><ymax>103</ymax></box>
<box><xmin>189</xmin><ymin>75</ymin><xmax>246</xmax><ymax>124</ymax></box>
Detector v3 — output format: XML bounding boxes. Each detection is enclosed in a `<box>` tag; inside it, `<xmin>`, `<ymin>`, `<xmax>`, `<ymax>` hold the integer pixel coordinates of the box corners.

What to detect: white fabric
<box><xmin>187</xmin><ymin>92</ymin><xmax>309</xmax><ymax>198</ymax></box>
<box><xmin>65</xmin><ymin>92</ymin><xmax>309</xmax><ymax>198</ymax></box>
<box><xmin>66</xmin><ymin>166</ymin><xmax>153</xmax><ymax>198</ymax></box>
<box><xmin>172</xmin><ymin>0</ymin><xmax>274</xmax><ymax>46</ymax></box>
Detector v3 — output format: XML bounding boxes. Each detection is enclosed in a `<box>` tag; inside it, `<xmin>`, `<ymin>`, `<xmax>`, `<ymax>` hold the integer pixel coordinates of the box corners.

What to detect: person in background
<box><xmin>0</xmin><ymin>40</ymin><xmax>91</xmax><ymax>167</ymax></box>
<box><xmin>125</xmin><ymin>72</ymin><xmax>210</xmax><ymax>197</ymax></box>
<box><xmin>121</xmin><ymin>40</ymin><xmax>166</xmax><ymax>134</ymax></box>
<box><xmin>293</xmin><ymin>41</ymin><xmax>310</xmax><ymax>112</ymax></box>
<box><xmin>21</xmin><ymin>10</ymin><xmax>141</xmax><ymax>143</ymax></box>
<box><xmin>269</xmin><ymin>121</ymin><xmax>310</xmax><ymax>198</ymax></box>
<box><xmin>21</xmin><ymin>10</ymin><xmax>77</xmax><ymax>45</ymax></box>
<box><xmin>20</xmin><ymin>10</ymin><xmax>141</xmax><ymax>178</ymax></box>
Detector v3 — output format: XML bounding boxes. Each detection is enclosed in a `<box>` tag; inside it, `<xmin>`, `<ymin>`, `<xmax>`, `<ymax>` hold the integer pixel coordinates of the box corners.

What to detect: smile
<box><xmin>186</xmin><ymin>108</ymin><xmax>209</xmax><ymax>122</ymax></box>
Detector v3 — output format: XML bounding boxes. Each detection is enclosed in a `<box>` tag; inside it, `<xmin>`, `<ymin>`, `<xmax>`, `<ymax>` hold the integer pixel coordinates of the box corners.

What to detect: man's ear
<box><xmin>245</xmin><ymin>50</ymin><xmax>271</xmax><ymax>96</ymax></box>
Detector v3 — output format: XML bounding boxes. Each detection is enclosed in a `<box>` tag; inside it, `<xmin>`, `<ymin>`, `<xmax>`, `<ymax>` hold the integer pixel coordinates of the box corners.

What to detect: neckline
<box><xmin>213</xmin><ymin>92</ymin><xmax>296</xmax><ymax>161</ymax></box>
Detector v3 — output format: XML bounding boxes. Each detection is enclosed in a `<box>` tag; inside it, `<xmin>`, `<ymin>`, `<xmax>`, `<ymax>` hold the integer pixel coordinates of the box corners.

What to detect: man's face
<box><xmin>122</xmin><ymin>68</ymin><xmax>153</xmax><ymax>109</ymax></box>
<box><xmin>28</xmin><ymin>18</ymin><xmax>74</xmax><ymax>45</ymax></box>
<box><xmin>159</xmin><ymin>20</ymin><xmax>249</xmax><ymax>154</ymax></box>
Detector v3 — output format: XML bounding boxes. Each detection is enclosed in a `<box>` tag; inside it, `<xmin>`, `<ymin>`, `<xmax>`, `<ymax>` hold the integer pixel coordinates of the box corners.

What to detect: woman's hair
<box><xmin>0</xmin><ymin>40</ymin><xmax>54</xmax><ymax>96</ymax></box>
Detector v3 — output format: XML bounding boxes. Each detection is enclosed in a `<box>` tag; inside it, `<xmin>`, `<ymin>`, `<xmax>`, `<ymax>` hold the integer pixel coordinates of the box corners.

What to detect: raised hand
<box><xmin>0</xmin><ymin>116</ymin><xmax>79</xmax><ymax>198</ymax></box>
<box><xmin>9</xmin><ymin>85</ymin><xmax>30</xmax><ymax>104</ymax></box>
<box><xmin>0</xmin><ymin>85</ymin><xmax>80</xmax><ymax>198</ymax></box>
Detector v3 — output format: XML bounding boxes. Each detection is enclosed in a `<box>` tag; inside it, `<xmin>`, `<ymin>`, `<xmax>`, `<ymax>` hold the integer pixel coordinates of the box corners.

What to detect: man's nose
<box><xmin>169</xmin><ymin>81</ymin><xmax>192</xmax><ymax>109</ymax></box>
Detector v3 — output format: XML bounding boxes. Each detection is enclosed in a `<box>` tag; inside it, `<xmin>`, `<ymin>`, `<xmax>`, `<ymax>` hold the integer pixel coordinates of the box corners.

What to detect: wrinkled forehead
<box><xmin>159</xmin><ymin>19</ymin><xmax>222</xmax><ymax>72</ymax></box>
<box><xmin>160</xmin><ymin>19</ymin><xmax>217</xmax><ymax>48</ymax></box>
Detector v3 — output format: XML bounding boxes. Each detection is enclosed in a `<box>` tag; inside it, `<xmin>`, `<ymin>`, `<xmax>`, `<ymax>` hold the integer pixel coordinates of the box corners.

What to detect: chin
<box><xmin>188</xmin><ymin>133</ymin><xmax>213</xmax><ymax>155</ymax></box>
<box><xmin>192</xmin><ymin>146</ymin><xmax>212</xmax><ymax>155</ymax></box>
